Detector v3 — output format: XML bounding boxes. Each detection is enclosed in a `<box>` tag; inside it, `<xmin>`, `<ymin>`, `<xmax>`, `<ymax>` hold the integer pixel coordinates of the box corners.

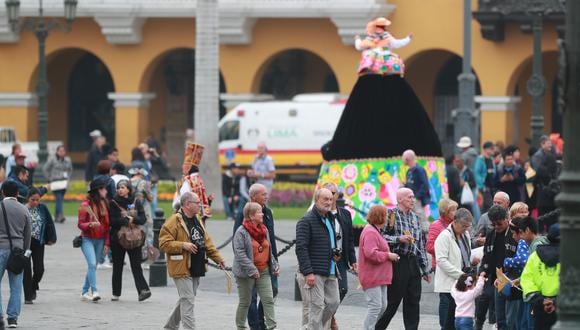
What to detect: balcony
<box><xmin>0</xmin><ymin>0</ymin><xmax>395</xmax><ymax>44</ymax></box>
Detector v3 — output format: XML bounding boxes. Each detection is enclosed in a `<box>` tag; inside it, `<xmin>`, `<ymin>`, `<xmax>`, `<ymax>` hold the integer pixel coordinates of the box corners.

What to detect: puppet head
<box><xmin>366</xmin><ymin>17</ymin><xmax>391</xmax><ymax>35</ymax></box>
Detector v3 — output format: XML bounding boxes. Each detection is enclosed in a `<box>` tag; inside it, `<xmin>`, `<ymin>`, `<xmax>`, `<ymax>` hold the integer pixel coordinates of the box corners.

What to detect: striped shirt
<box><xmin>382</xmin><ymin>207</ymin><xmax>429</xmax><ymax>275</ymax></box>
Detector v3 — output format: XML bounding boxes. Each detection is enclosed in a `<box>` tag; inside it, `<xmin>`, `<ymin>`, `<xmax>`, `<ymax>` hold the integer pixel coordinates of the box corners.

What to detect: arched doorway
<box><xmin>68</xmin><ymin>53</ymin><xmax>116</xmax><ymax>152</ymax></box>
<box><xmin>142</xmin><ymin>48</ymin><xmax>226</xmax><ymax>177</ymax></box>
<box><xmin>434</xmin><ymin>56</ymin><xmax>482</xmax><ymax>156</ymax></box>
<box><xmin>255</xmin><ymin>49</ymin><xmax>339</xmax><ymax>99</ymax></box>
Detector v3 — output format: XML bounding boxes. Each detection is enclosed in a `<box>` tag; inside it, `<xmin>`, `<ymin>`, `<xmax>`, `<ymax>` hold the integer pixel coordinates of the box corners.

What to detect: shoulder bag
<box><xmin>1</xmin><ymin>201</ymin><xmax>28</xmax><ymax>274</ymax></box>
<box><xmin>112</xmin><ymin>200</ymin><xmax>145</xmax><ymax>250</ymax></box>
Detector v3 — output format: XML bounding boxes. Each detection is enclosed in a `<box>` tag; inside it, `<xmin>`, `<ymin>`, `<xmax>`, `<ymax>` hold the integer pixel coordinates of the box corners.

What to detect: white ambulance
<box><xmin>218</xmin><ymin>93</ymin><xmax>346</xmax><ymax>180</ymax></box>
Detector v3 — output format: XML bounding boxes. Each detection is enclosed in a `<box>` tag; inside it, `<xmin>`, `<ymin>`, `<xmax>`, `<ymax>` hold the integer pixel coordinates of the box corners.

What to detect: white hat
<box><xmin>89</xmin><ymin>129</ymin><xmax>102</xmax><ymax>138</ymax></box>
<box><xmin>456</xmin><ymin>136</ymin><xmax>472</xmax><ymax>148</ymax></box>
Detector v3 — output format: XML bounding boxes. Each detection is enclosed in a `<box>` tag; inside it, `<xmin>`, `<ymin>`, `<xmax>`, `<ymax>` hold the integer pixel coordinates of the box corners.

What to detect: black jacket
<box><xmin>84</xmin><ymin>145</ymin><xmax>106</xmax><ymax>182</ymax></box>
<box><xmin>233</xmin><ymin>204</ymin><xmax>277</xmax><ymax>260</ymax></box>
<box><xmin>480</xmin><ymin>227</ymin><xmax>518</xmax><ymax>281</ymax></box>
<box><xmin>332</xmin><ymin>207</ymin><xmax>356</xmax><ymax>269</ymax></box>
<box><xmin>296</xmin><ymin>207</ymin><xmax>337</xmax><ymax>277</ymax></box>
<box><xmin>109</xmin><ymin>195</ymin><xmax>147</xmax><ymax>244</ymax></box>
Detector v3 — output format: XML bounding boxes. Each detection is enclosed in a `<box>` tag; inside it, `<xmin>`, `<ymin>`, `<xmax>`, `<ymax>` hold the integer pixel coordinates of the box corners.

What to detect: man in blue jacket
<box><xmin>296</xmin><ymin>188</ymin><xmax>340</xmax><ymax>330</ymax></box>
<box><xmin>403</xmin><ymin>149</ymin><xmax>431</xmax><ymax>234</ymax></box>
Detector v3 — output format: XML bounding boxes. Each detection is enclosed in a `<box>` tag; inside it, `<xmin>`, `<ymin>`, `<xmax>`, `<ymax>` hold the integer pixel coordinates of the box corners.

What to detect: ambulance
<box><xmin>218</xmin><ymin>93</ymin><xmax>346</xmax><ymax>181</ymax></box>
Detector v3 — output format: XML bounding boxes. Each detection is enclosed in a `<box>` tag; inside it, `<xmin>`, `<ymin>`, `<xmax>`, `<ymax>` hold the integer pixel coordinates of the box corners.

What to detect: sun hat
<box><xmin>456</xmin><ymin>136</ymin><xmax>472</xmax><ymax>148</ymax></box>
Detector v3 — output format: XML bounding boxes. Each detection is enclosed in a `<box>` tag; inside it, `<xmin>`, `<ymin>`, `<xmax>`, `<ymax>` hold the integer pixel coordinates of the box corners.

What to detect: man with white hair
<box><xmin>402</xmin><ymin>149</ymin><xmax>431</xmax><ymax>233</ymax></box>
<box><xmin>376</xmin><ymin>187</ymin><xmax>431</xmax><ymax>330</ymax></box>
<box><xmin>248</xmin><ymin>142</ymin><xmax>276</xmax><ymax>192</ymax></box>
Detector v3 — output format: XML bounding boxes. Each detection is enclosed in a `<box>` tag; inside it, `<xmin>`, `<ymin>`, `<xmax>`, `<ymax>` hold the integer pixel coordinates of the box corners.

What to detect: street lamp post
<box><xmin>554</xmin><ymin>1</ymin><xmax>580</xmax><ymax>328</ymax></box>
<box><xmin>5</xmin><ymin>0</ymin><xmax>77</xmax><ymax>182</ymax></box>
<box><xmin>454</xmin><ymin>0</ymin><xmax>477</xmax><ymax>149</ymax></box>
<box><xmin>526</xmin><ymin>7</ymin><xmax>547</xmax><ymax>148</ymax></box>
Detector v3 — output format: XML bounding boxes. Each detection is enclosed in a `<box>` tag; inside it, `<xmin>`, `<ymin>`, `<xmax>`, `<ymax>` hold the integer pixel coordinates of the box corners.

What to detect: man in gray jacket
<box><xmin>0</xmin><ymin>181</ymin><xmax>32</xmax><ymax>328</ymax></box>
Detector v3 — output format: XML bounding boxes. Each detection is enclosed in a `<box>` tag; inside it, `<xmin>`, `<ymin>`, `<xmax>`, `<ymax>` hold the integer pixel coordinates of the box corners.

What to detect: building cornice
<box><xmin>108</xmin><ymin>92</ymin><xmax>156</xmax><ymax>108</ymax></box>
<box><xmin>0</xmin><ymin>93</ymin><xmax>38</xmax><ymax>108</ymax></box>
<box><xmin>1</xmin><ymin>0</ymin><xmax>397</xmax><ymax>45</ymax></box>
<box><xmin>475</xmin><ymin>96</ymin><xmax>522</xmax><ymax>112</ymax></box>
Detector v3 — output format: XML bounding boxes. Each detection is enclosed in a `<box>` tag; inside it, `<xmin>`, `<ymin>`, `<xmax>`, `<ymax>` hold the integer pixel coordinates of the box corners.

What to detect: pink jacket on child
<box><xmin>451</xmin><ymin>276</ymin><xmax>485</xmax><ymax>318</ymax></box>
<box><xmin>358</xmin><ymin>224</ymin><xmax>394</xmax><ymax>290</ymax></box>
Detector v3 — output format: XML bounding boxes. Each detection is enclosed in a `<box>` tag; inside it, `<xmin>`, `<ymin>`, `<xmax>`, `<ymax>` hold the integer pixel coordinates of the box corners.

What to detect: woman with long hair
<box><xmin>233</xmin><ymin>202</ymin><xmax>279</xmax><ymax>330</ymax></box>
<box><xmin>23</xmin><ymin>188</ymin><xmax>57</xmax><ymax>304</ymax></box>
<box><xmin>42</xmin><ymin>145</ymin><xmax>73</xmax><ymax>223</ymax></box>
<box><xmin>78</xmin><ymin>178</ymin><xmax>110</xmax><ymax>302</ymax></box>
<box><xmin>109</xmin><ymin>179</ymin><xmax>151</xmax><ymax>301</ymax></box>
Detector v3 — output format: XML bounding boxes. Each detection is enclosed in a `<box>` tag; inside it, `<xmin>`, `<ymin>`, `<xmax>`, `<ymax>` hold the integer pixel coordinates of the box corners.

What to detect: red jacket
<box><xmin>426</xmin><ymin>217</ymin><xmax>453</xmax><ymax>268</ymax></box>
<box><xmin>77</xmin><ymin>200</ymin><xmax>110</xmax><ymax>246</ymax></box>
<box><xmin>358</xmin><ymin>224</ymin><xmax>393</xmax><ymax>290</ymax></box>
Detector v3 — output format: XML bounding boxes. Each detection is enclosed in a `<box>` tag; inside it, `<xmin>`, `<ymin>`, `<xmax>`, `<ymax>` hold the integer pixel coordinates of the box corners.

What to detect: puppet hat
<box><xmin>182</xmin><ymin>143</ymin><xmax>205</xmax><ymax>174</ymax></box>
<box><xmin>367</xmin><ymin>17</ymin><xmax>391</xmax><ymax>34</ymax></box>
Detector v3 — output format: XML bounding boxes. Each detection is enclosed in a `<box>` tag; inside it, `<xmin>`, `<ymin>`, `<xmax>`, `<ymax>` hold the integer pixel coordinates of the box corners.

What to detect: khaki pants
<box><xmin>164</xmin><ymin>277</ymin><xmax>200</xmax><ymax>330</ymax></box>
<box><xmin>305</xmin><ymin>275</ymin><xmax>340</xmax><ymax>330</ymax></box>
<box><xmin>235</xmin><ymin>269</ymin><xmax>276</xmax><ymax>330</ymax></box>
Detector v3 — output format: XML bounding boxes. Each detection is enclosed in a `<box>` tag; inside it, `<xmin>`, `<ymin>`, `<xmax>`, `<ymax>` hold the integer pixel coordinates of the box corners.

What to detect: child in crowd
<box><xmin>451</xmin><ymin>273</ymin><xmax>486</xmax><ymax>330</ymax></box>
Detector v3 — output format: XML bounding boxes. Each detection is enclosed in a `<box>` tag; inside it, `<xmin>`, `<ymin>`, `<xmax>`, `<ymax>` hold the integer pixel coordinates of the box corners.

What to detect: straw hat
<box><xmin>366</xmin><ymin>17</ymin><xmax>392</xmax><ymax>34</ymax></box>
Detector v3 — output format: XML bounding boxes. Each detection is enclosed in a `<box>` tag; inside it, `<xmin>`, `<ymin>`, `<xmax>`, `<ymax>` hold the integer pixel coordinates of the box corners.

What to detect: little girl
<box><xmin>451</xmin><ymin>273</ymin><xmax>486</xmax><ymax>330</ymax></box>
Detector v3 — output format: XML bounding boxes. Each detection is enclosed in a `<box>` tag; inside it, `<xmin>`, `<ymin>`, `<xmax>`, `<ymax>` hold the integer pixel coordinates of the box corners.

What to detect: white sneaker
<box><xmin>111</xmin><ymin>295</ymin><xmax>119</xmax><ymax>301</ymax></box>
<box><xmin>92</xmin><ymin>291</ymin><xmax>101</xmax><ymax>302</ymax></box>
<box><xmin>81</xmin><ymin>292</ymin><xmax>93</xmax><ymax>301</ymax></box>
<box><xmin>97</xmin><ymin>261</ymin><xmax>113</xmax><ymax>269</ymax></box>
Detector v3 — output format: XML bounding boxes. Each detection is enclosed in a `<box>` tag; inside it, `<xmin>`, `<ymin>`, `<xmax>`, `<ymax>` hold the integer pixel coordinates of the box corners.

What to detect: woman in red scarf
<box><xmin>232</xmin><ymin>202</ymin><xmax>279</xmax><ymax>330</ymax></box>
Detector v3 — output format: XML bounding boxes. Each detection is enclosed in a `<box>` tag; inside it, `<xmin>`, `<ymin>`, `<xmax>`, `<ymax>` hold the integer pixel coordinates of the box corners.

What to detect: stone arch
<box><xmin>139</xmin><ymin>47</ymin><xmax>226</xmax><ymax>176</ymax></box>
<box><xmin>505</xmin><ymin>50</ymin><xmax>560</xmax><ymax>153</ymax></box>
<box><xmin>406</xmin><ymin>49</ymin><xmax>482</xmax><ymax>156</ymax></box>
<box><xmin>27</xmin><ymin>48</ymin><xmax>115</xmax><ymax>160</ymax></box>
<box><xmin>251</xmin><ymin>48</ymin><xmax>339</xmax><ymax>99</ymax></box>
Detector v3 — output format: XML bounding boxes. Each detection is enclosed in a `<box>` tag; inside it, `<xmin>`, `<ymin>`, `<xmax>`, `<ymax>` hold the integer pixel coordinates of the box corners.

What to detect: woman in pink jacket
<box><xmin>358</xmin><ymin>205</ymin><xmax>400</xmax><ymax>330</ymax></box>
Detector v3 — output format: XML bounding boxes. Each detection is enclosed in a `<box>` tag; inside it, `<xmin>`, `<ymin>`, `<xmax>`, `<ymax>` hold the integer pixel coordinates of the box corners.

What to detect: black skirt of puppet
<box><xmin>322</xmin><ymin>74</ymin><xmax>443</xmax><ymax>161</ymax></box>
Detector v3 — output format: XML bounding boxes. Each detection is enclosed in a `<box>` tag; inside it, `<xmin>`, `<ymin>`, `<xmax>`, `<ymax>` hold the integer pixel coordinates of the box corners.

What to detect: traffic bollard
<box><xmin>149</xmin><ymin>208</ymin><xmax>167</xmax><ymax>287</ymax></box>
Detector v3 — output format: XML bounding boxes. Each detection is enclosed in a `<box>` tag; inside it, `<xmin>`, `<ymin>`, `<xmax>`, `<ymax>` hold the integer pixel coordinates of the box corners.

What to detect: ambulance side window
<box><xmin>219</xmin><ymin>120</ymin><xmax>240</xmax><ymax>141</ymax></box>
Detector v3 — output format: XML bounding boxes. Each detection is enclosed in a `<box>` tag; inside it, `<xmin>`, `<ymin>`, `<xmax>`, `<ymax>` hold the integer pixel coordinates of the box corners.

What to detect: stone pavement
<box><xmin>0</xmin><ymin>214</ymin><xmax>497</xmax><ymax>329</ymax></box>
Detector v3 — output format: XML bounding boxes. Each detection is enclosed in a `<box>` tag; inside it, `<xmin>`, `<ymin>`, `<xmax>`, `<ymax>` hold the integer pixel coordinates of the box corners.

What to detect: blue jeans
<box><xmin>455</xmin><ymin>317</ymin><xmax>474</xmax><ymax>330</ymax></box>
<box><xmin>222</xmin><ymin>196</ymin><xmax>234</xmax><ymax>219</ymax></box>
<box><xmin>81</xmin><ymin>237</ymin><xmax>104</xmax><ymax>294</ymax></box>
<box><xmin>494</xmin><ymin>290</ymin><xmax>508</xmax><ymax>329</ymax></box>
<box><xmin>521</xmin><ymin>301</ymin><xmax>534</xmax><ymax>330</ymax></box>
<box><xmin>53</xmin><ymin>189</ymin><xmax>66</xmax><ymax>218</ymax></box>
<box><xmin>0</xmin><ymin>249</ymin><xmax>23</xmax><ymax>321</ymax></box>
<box><xmin>150</xmin><ymin>184</ymin><xmax>158</xmax><ymax>216</ymax></box>
<box><xmin>506</xmin><ymin>299</ymin><xmax>522</xmax><ymax>330</ymax></box>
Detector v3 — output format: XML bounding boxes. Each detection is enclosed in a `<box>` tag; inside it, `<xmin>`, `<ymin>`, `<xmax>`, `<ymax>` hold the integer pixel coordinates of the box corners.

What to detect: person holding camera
<box><xmin>109</xmin><ymin>180</ymin><xmax>151</xmax><ymax>302</ymax></box>
<box><xmin>160</xmin><ymin>191</ymin><xmax>226</xmax><ymax>329</ymax></box>
<box><xmin>375</xmin><ymin>187</ymin><xmax>431</xmax><ymax>330</ymax></box>
<box><xmin>296</xmin><ymin>188</ymin><xmax>341</xmax><ymax>330</ymax></box>
<box><xmin>494</xmin><ymin>152</ymin><xmax>525</xmax><ymax>205</ymax></box>
<box><xmin>434</xmin><ymin>208</ymin><xmax>478</xmax><ymax>330</ymax></box>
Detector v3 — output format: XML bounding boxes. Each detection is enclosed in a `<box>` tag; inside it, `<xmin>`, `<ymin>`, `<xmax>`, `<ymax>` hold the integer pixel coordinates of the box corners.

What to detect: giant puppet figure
<box><xmin>173</xmin><ymin>143</ymin><xmax>212</xmax><ymax>219</ymax></box>
<box><xmin>322</xmin><ymin>17</ymin><xmax>442</xmax><ymax>161</ymax></box>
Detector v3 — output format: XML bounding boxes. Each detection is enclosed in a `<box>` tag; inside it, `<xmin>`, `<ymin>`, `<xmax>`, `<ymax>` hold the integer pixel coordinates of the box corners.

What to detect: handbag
<box><xmin>72</xmin><ymin>235</ymin><xmax>82</xmax><ymax>248</ymax></box>
<box><xmin>112</xmin><ymin>200</ymin><xmax>145</xmax><ymax>250</ymax></box>
<box><xmin>118</xmin><ymin>225</ymin><xmax>145</xmax><ymax>250</ymax></box>
<box><xmin>1</xmin><ymin>201</ymin><xmax>29</xmax><ymax>274</ymax></box>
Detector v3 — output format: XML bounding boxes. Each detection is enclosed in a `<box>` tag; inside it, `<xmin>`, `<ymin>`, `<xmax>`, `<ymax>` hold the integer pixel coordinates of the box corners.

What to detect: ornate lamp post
<box><xmin>453</xmin><ymin>0</ymin><xmax>477</xmax><ymax>150</ymax></box>
<box><xmin>555</xmin><ymin>0</ymin><xmax>580</xmax><ymax>328</ymax></box>
<box><xmin>5</xmin><ymin>0</ymin><xmax>77</xmax><ymax>181</ymax></box>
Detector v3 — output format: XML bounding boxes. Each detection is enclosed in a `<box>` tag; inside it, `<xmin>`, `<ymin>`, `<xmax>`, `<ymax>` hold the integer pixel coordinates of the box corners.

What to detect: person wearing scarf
<box><xmin>233</xmin><ymin>202</ymin><xmax>279</xmax><ymax>330</ymax></box>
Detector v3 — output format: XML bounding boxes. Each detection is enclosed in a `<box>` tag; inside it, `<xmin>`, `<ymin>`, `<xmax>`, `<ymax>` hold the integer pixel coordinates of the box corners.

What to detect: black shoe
<box><xmin>24</xmin><ymin>300</ymin><xmax>33</xmax><ymax>305</ymax></box>
<box><xmin>138</xmin><ymin>289</ymin><xmax>151</xmax><ymax>302</ymax></box>
<box><xmin>7</xmin><ymin>319</ymin><xmax>17</xmax><ymax>328</ymax></box>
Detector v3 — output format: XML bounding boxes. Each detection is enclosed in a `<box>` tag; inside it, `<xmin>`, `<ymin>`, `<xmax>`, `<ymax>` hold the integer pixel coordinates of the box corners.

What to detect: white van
<box><xmin>218</xmin><ymin>93</ymin><xmax>346</xmax><ymax>180</ymax></box>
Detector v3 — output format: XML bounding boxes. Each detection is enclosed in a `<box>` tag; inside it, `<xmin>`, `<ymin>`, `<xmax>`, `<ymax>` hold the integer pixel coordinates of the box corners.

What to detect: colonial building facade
<box><xmin>0</xmin><ymin>0</ymin><xmax>563</xmax><ymax>166</ymax></box>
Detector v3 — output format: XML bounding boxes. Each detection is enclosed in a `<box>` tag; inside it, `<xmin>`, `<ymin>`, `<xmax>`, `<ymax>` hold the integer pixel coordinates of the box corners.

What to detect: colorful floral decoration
<box><xmin>317</xmin><ymin>156</ymin><xmax>448</xmax><ymax>226</ymax></box>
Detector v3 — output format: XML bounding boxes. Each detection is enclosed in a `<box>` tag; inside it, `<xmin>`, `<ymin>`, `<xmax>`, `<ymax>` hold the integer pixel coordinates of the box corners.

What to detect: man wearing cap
<box><xmin>475</xmin><ymin>141</ymin><xmax>497</xmax><ymax>213</ymax></box>
<box><xmin>457</xmin><ymin>136</ymin><xmax>478</xmax><ymax>173</ymax></box>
